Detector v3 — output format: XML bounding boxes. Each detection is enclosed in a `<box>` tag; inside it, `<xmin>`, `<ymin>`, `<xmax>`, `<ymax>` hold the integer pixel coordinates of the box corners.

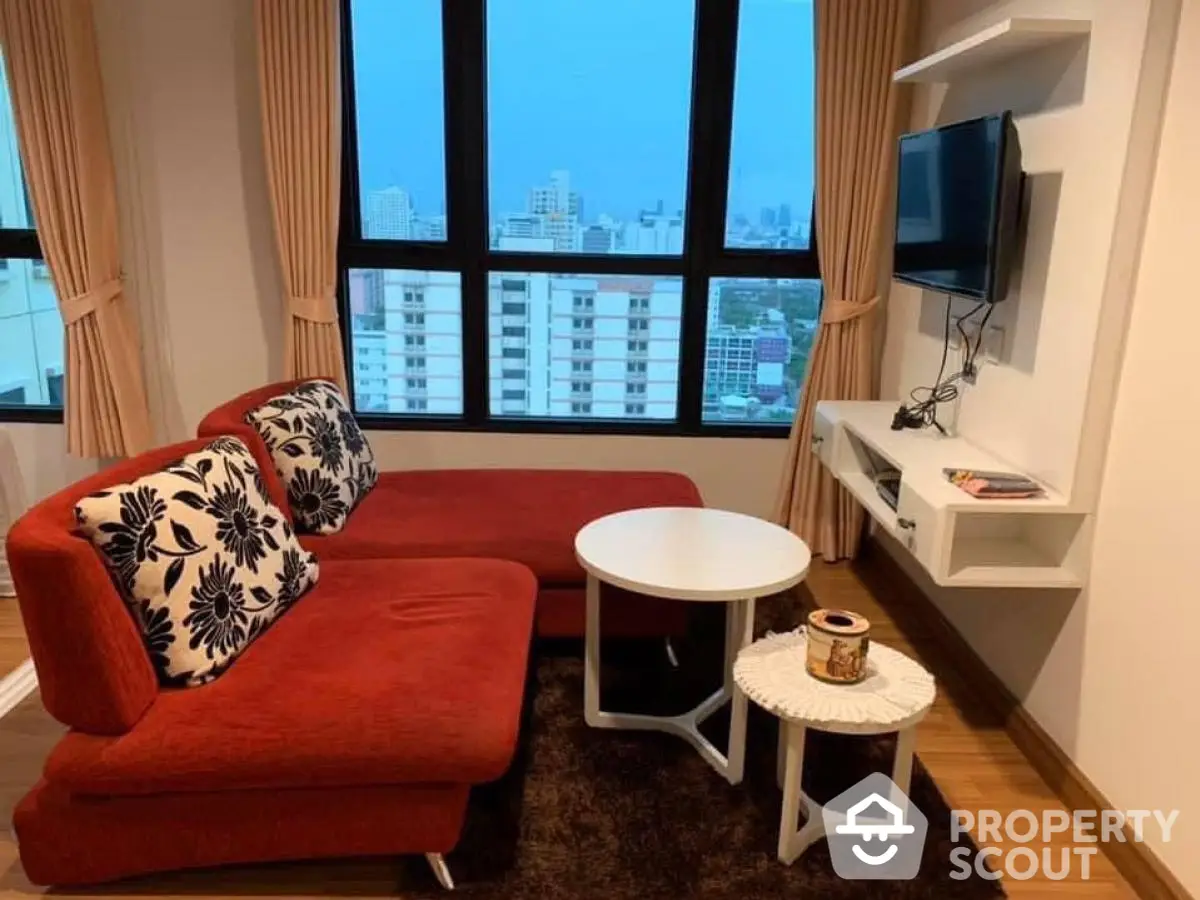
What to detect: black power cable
<box><xmin>891</xmin><ymin>295</ymin><xmax>990</xmax><ymax>433</ymax></box>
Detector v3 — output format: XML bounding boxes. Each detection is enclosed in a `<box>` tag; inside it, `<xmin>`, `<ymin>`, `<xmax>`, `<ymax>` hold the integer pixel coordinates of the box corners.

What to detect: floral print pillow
<box><xmin>74</xmin><ymin>437</ymin><xmax>319</xmax><ymax>687</ymax></box>
<box><xmin>245</xmin><ymin>379</ymin><xmax>379</xmax><ymax>534</ymax></box>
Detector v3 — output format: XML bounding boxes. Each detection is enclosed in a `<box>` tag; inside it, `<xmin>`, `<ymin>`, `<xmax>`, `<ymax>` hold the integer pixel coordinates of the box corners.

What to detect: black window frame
<box><xmin>337</xmin><ymin>0</ymin><xmax>819</xmax><ymax>438</ymax></box>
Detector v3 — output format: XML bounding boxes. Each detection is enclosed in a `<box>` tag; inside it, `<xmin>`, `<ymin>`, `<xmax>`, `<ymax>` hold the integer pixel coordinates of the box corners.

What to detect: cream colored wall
<box><xmin>881</xmin><ymin>0</ymin><xmax>1196</xmax><ymax>890</ymax></box>
<box><xmin>0</xmin><ymin>0</ymin><xmax>789</xmax><ymax>521</ymax></box>
<box><xmin>1073</xmin><ymin>0</ymin><xmax>1199</xmax><ymax>883</ymax></box>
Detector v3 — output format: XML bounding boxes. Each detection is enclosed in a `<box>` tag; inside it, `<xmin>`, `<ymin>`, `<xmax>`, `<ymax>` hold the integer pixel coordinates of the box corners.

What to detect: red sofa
<box><xmin>197</xmin><ymin>380</ymin><xmax>702</xmax><ymax>637</ymax></box>
<box><xmin>6</xmin><ymin>439</ymin><xmax>537</xmax><ymax>886</ymax></box>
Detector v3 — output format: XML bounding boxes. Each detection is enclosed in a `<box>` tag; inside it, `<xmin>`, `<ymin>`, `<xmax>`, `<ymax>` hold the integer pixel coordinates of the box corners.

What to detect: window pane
<box><xmin>347</xmin><ymin>269</ymin><xmax>462</xmax><ymax>415</ymax></box>
<box><xmin>349</xmin><ymin>0</ymin><xmax>447</xmax><ymax>241</ymax></box>
<box><xmin>702</xmin><ymin>278</ymin><xmax>820</xmax><ymax>424</ymax></box>
<box><xmin>488</xmin><ymin>273</ymin><xmax>681</xmax><ymax>419</ymax></box>
<box><xmin>0</xmin><ymin>258</ymin><xmax>63</xmax><ymax>408</ymax></box>
<box><xmin>487</xmin><ymin>1</ymin><xmax>695</xmax><ymax>255</ymax></box>
<box><xmin>0</xmin><ymin>58</ymin><xmax>33</xmax><ymax>230</ymax></box>
<box><xmin>725</xmin><ymin>0</ymin><xmax>815</xmax><ymax>251</ymax></box>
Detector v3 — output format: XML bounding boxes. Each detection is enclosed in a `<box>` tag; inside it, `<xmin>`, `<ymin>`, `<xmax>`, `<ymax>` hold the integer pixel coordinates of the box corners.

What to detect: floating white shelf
<box><xmin>812</xmin><ymin>401</ymin><xmax>1088</xmax><ymax>589</ymax></box>
<box><xmin>893</xmin><ymin>17</ymin><xmax>1091</xmax><ymax>84</ymax></box>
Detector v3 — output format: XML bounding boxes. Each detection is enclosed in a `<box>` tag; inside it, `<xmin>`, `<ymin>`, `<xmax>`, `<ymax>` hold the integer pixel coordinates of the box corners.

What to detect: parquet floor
<box><xmin>0</xmin><ymin>600</ymin><xmax>27</xmax><ymax>679</ymax></box>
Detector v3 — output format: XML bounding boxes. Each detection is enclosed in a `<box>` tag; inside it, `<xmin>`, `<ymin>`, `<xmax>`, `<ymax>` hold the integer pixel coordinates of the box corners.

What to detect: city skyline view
<box><xmin>350</xmin><ymin>0</ymin><xmax>815</xmax><ymax>246</ymax></box>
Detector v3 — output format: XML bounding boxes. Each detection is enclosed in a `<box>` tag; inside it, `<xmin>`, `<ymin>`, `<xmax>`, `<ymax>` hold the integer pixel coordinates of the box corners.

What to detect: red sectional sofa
<box><xmin>6</xmin><ymin>439</ymin><xmax>537</xmax><ymax>886</ymax></box>
<box><xmin>197</xmin><ymin>380</ymin><xmax>703</xmax><ymax>637</ymax></box>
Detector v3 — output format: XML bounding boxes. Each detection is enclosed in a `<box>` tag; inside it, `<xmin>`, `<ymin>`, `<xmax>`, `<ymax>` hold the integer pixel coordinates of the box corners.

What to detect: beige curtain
<box><xmin>256</xmin><ymin>0</ymin><xmax>347</xmax><ymax>391</ymax></box>
<box><xmin>774</xmin><ymin>0</ymin><xmax>913</xmax><ymax>559</ymax></box>
<box><xmin>0</xmin><ymin>0</ymin><xmax>152</xmax><ymax>457</ymax></box>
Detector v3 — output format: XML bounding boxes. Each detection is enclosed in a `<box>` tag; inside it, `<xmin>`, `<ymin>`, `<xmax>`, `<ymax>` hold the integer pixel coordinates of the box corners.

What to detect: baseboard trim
<box><xmin>0</xmin><ymin>658</ymin><xmax>37</xmax><ymax>720</ymax></box>
<box><xmin>857</xmin><ymin>539</ymin><xmax>1193</xmax><ymax>900</ymax></box>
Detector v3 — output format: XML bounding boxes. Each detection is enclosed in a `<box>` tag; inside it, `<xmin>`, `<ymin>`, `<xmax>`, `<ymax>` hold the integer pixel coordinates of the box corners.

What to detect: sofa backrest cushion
<box><xmin>196</xmin><ymin>380</ymin><xmax>303</xmax><ymax>519</ymax></box>
<box><xmin>245</xmin><ymin>380</ymin><xmax>379</xmax><ymax>534</ymax></box>
<box><xmin>6</xmin><ymin>440</ymin><xmax>215</xmax><ymax>734</ymax></box>
<box><xmin>73</xmin><ymin>437</ymin><xmax>320</xmax><ymax>687</ymax></box>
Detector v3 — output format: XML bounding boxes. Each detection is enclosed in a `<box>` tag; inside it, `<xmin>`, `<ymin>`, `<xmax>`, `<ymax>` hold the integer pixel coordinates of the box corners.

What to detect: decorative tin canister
<box><xmin>805</xmin><ymin>609</ymin><xmax>871</xmax><ymax>684</ymax></box>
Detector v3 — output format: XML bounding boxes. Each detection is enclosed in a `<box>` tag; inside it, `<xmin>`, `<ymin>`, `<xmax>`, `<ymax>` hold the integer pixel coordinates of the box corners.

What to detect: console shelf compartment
<box><xmin>813</xmin><ymin>401</ymin><xmax>1087</xmax><ymax>589</ymax></box>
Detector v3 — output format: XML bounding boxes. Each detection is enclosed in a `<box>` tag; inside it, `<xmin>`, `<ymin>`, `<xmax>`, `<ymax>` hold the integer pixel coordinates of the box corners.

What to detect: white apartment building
<box><xmin>488</xmin><ymin>271</ymin><xmax>682</xmax><ymax>419</ymax></box>
<box><xmin>366</xmin><ymin>187</ymin><xmax>413</xmax><ymax>240</ymax></box>
<box><xmin>626</xmin><ymin>210</ymin><xmax>684</xmax><ymax>255</ymax></box>
<box><xmin>350</xmin><ymin>269</ymin><xmax>463</xmax><ymax>415</ymax></box>
<box><xmin>0</xmin><ymin>65</ymin><xmax>61</xmax><ymax>408</ymax></box>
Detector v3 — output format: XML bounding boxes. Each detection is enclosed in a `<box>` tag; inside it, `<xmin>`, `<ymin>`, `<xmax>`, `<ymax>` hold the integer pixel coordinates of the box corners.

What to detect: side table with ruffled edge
<box><xmin>733</xmin><ymin>628</ymin><xmax>937</xmax><ymax>864</ymax></box>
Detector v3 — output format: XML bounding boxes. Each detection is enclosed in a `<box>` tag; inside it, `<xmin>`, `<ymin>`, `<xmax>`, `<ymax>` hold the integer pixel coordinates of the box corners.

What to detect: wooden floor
<box><xmin>0</xmin><ymin>561</ymin><xmax>1139</xmax><ymax>898</ymax></box>
<box><xmin>0</xmin><ymin>600</ymin><xmax>28</xmax><ymax>679</ymax></box>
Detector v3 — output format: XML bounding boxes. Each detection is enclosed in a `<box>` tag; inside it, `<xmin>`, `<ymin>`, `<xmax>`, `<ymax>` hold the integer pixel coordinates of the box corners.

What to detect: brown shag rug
<box><xmin>409</xmin><ymin>618</ymin><xmax>1006</xmax><ymax>900</ymax></box>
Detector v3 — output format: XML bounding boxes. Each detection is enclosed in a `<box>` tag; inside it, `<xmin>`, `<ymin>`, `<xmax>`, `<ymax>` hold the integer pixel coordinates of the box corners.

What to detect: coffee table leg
<box><xmin>778</xmin><ymin>722</ymin><xmax>826</xmax><ymax>864</ymax></box>
<box><xmin>776</xmin><ymin>719</ymin><xmax>787</xmax><ymax>789</ymax></box>
<box><xmin>892</xmin><ymin>725</ymin><xmax>916</xmax><ymax>795</ymax></box>
<box><xmin>584</xmin><ymin>573</ymin><xmax>602</xmax><ymax>727</ymax></box>
<box><xmin>583</xmin><ymin>578</ymin><xmax>757</xmax><ymax>784</ymax></box>
<box><xmin>724</xmin><ymin>598</ymin><xmax>755</xmax><ymax>785</ymax></box>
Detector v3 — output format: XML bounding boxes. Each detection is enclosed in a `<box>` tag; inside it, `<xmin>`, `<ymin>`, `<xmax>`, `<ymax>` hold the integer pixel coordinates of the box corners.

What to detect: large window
<box><xmin>339</xmin><ymin>0</ymin><xmax>819</xmax><ymax>436</ymax></box>
<box><xmin>0</xmin><ymin>55</ymin><xmax>62</xmax><ymax>422</ymax></box>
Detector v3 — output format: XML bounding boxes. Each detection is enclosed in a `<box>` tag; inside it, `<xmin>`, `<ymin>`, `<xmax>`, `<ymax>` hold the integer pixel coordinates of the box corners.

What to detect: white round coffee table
<box><xmin>575</xmin><ymin>507</ymin><xmax>811</xmax><ymax>785</ymax></box>
<box><xmin>734</xmin><ymin>629</ymin><xmax>936</xmax><ymax>863</ymax></box>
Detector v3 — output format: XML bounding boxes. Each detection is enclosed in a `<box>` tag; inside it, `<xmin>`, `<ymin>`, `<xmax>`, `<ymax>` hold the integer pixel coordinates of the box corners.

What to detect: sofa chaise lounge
<box><xmin>6</xmin><ymin>439</ymin><xmax>537</xmax><ymax>886</ymax></box>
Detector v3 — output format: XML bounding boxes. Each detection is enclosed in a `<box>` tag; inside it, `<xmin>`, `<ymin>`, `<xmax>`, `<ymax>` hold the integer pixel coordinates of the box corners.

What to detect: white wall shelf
<box><xmin>893</xmin><ymin>17</ymin><xmax>1091</xmax><ymax>84</ymax></box>
<box><xmin>812</xmin><ymin>401</ymin><xmax>1088</xmax><ymax>589</ymax></box>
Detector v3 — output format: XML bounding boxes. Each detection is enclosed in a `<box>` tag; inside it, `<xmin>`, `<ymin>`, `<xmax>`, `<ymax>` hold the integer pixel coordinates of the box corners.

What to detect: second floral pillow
<box><xmin>245</xmin><ymin>379</ymin><xmax>379</xmax><ymax>534</ymax></box>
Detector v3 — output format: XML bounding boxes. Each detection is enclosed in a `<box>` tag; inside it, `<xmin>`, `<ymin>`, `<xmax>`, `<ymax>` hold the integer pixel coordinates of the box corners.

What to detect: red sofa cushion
<box><xmin>46</xmin><ymin>557</ymin><xmax>536</xmax><ymax>796</ymax></box>
<box><xmin>6</xmin><ymin>439</ymin><xmax>224</xmax><ymax>735</ymax></box>
<box><xmin>300</xmin><ymin>469</ymin><xmax>702</xmax><ymax>583</ymax></box>
<box><xmin>15</xmin><ymin>779</ymin><xmax>468</xmax><ymax>886</ymax></box>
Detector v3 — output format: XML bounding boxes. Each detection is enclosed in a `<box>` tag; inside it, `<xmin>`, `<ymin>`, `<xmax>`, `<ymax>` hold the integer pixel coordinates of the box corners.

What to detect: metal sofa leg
<box><xmin>425</xmin><ymin>853</ymin><xmax>455</xmax><ymax>890</ymax></box>
<box><xmin>665</xmin><ymin>636</ymin><xmax>680</xmax><ymax>668</ymax></box>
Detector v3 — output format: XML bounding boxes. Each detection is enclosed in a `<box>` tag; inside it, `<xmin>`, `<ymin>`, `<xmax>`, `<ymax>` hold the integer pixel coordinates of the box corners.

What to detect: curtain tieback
<box><xmin>820</xmin><ymin>294</ymin><xmax>881</xmax><ymax>325</ymax></box>
<box><xmin>290</xmin><ymin>291</ymin><xmax>338</xmax><ymax>324</ymax></box>
<box><xmin>61</xmin><ymin>278</ymin><xmax>123</xmax><ymax>326</ymax></box>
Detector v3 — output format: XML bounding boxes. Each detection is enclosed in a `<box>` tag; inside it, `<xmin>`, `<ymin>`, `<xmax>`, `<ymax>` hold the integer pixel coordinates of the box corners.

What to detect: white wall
<box><xmin>881</xmin><ymin>0</ymin><xmax>1196</xmax><ymax>891</ymax></box>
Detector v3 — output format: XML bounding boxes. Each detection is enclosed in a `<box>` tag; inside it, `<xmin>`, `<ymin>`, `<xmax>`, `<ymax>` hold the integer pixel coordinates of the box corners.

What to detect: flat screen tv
<box><xmin>892</xmin><ymin>112</ymin><xmax>1024</xmax><ymax>303</ymax></box>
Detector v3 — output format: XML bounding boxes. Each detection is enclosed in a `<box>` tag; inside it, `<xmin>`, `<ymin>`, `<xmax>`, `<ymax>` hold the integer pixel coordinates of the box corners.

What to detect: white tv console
<box><xmin>813</xmin><ymin>401</ymin><xmax>1087</xmax><ymax>589</ymax></box>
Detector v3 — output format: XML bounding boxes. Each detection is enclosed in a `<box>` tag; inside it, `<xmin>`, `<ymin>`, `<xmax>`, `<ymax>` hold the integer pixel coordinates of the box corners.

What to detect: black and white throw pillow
<box><xmin>74</xmin><ymin>438</ymin><xmax>320</xmax><ymax>686</ymax></box>
<box><xmin>245</xmin><ymin>379</ymin><xmax>378</xmax><ymax>534</ymax></box>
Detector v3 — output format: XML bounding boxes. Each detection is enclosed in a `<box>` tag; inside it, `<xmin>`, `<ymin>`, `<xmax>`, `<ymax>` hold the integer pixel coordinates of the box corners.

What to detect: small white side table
<box><xmin>575</xmin><ymin>507</ymin><xmax>811</xmax><ymax>785</ymax></box>
<box><xmin>734</xmin><ymin>629</ymin><xmax>936</xmax><ymax>863</ymax></box>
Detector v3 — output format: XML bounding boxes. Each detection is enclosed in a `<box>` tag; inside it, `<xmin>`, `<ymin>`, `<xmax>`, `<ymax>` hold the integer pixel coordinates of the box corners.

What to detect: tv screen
<box><xmin>892</xmin><ymin>112</ymin><xmax>1022</xmax><ymax>303</ymax></box>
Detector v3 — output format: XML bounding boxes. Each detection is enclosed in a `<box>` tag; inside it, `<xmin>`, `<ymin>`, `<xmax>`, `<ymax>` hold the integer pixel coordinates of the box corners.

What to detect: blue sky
<box><xmin>350</xmin><ymin>0</ymin><xmax>815</xmax><ymax>224</ymax></box>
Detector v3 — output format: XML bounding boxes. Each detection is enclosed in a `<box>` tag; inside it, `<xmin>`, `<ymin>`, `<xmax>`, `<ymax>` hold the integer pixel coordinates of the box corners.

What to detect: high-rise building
<box><xmin>527</xmin><ymin>170</ymin><xmax>580</xmax><ymax>252</ymax></box>
<box><xmin>778</xmin><ymin>203</ymin><xmax>792</xmax><ymax>229</ymax></box>
<box><xmin>580</xmin><ymin>224</ymin><xmax>614</xmax><ymax>254</ymax></box>
<box><xmin>366</xmin><ymin>187</ymin><xmax>413</xmax><ymax>239</ymax></box>
<box><xmin>760</xmin><ymin>206</ymin><xmax>777</xmax><ymax>229</ymax></box>
<box><xmin>488</xmin><ymin>274</ymin><xmax>682</xmax><ymax>419</ymax></box>
<box><xmin>629</xmin><ymin>209</ymin><xmax>683</xmax><ymax>255</ymax></box>
<box><xmin>349</xmin><ymin>269</ymin><xmax>463</xmax><ymax>415</ymax></box>
<box><xmin>529</xmin><ymin>169</ymin><xmax>580</xmax><ymax>218</ymax></box>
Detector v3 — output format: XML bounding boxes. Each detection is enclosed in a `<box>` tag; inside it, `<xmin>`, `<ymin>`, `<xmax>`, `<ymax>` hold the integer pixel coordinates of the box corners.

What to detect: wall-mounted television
<box><xmin>892</xmin><ymin>111</ymin><xmax>1024</xmax><ymax>303</ymax></box>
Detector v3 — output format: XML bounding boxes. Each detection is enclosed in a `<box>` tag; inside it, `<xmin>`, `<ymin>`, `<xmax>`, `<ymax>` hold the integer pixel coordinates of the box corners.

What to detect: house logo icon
<box><xmin>823</xmin><ymin>773</ymin><xmax>928</xmax><ymax>880</ymax></box>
